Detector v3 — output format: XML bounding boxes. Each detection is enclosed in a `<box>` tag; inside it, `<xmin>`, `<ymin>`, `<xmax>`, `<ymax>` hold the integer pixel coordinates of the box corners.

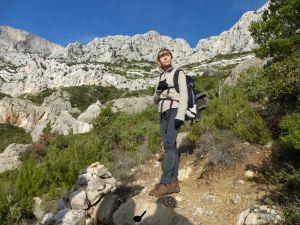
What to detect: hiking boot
<box><xmin>167</xmin><ymin>180</ymin><xmax>180</xmax><ymax>194</ymax></box>
<box><xmin>149</xmin><ymin>183</ymin><xmax>169</xmax><ymax>197</ymax></box>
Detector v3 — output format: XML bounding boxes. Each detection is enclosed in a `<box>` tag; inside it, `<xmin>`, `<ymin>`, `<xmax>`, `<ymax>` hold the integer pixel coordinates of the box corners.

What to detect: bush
<box><xmin>250</xmin><ymin>0</ymin><xmax>300</xmax><ymax>61</ymax></box>
<box><xmin>0</xmin><ymin>92</ymin><xmax>11</xmax><ymax>100</ymax></box>
<box><xmin>237</xmin><ymin>67</ymin><xmax>269</xmax><ymax>102</ymax></box>
<box><xmin>262</xmin><ymin>51</ymin><xmax>300</xmax><ymax>103</ymax></box>
<box><xmin>19</xmin><ymin>89</ymin><xmax>56</xmax><ymax>105</ymax></box>
<box><xmin>92</xmin><ymin>104</ymin><xmax>161</xmax><ymax>154</ymax></box>
<box><xmin>0</xmin><ymin>124</ymin><xmax>32</xmax><ymax>153</ymax></box>
<box><xmin>279</xmin><ymin>113</ymin><xmax>300</xmax><ymax>150</ymax></box>
<box><xmin>193</xmin><ymin>75</ymin><xmax>224</xmax><ymax>93</ymax></box>
<box><xmin>259</xmin><ymin>162</ymin><xmax>300</xmax><ymax>225</ymax></box>
<box><xmin>0</xmin><ymin>104</ymin><xmax>161</xmax><ymax>223</ymax></box>
<box><xmin>62</xmin><ymin>85</ymin><xmax>155</xmax><ymax>112</ymax></box>
<box><xmin>188</xmin><ymin>86</ymin><xmax>271</xmax><ymax>145</ymax></box>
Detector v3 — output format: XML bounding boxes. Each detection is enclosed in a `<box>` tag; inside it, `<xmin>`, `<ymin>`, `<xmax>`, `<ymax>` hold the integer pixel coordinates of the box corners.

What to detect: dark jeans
<box><xmin>159</xmin><ymin>108</ymin><xmax>181</xmax><ymax>184</ymax></box>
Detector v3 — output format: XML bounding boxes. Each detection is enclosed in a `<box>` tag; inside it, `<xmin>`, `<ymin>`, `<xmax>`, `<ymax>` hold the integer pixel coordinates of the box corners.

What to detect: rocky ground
<box><xmin>114</xmin><ymin>139</ymin><xmax>277</xmax><ymax>225</ymax></box>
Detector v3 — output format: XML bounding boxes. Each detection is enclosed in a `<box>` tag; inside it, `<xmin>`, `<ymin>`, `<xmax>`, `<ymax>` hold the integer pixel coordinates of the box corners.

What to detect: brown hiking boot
<box><xmin>149</xmin><ymin>183</ymin><xmax>169</xmax><ymax>197</ymax></box>
<box><xmin>167</xmin><ymin>180</ymin><xmax>180</xmax><ymax>194</ymax></box>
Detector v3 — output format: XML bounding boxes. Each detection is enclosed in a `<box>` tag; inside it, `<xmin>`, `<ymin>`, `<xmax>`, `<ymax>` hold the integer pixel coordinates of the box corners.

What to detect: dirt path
<box><xmin>117</xmin><ymin>140</ymin><xmax>273</xmax><ymax>225</ymax></box>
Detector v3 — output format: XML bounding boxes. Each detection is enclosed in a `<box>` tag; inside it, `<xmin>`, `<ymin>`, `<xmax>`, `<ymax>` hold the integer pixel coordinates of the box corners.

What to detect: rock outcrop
<box><xmin>38</xmin><ymin>162</ymin><xmax>195</xmax><ymax>225</ymax></box>
<box><xmin>0</xmin><ymin>143</ymin><xmax>31</xmax><ymax>173</ymax></box>
<box><xmin>0</xmin><ymin>26</ymin><xmax>63</xmax><ymax>56</ymax></box>
<box><xmin>38</xmin><ymin>162</ymin><xmax>120</xmax><ymax>225</ymax></box>
<box><xmin>223</xmin><ymin>57</ymin><xmax>265</xmax><ymax>86</ymax></box>
<box><xmin>0</xmin><ymin>89</ymin><xmax>156</xmax><ymax>142</ymax></box>
<box><xmin>190</xmin><ymin>2</ymin><xmax>270</xmax><ymax>63</ymax></box>
<box><xmin>237</xmin><ymin>205</ymin><xmax>283</xmax><ymax>225</ymax></box>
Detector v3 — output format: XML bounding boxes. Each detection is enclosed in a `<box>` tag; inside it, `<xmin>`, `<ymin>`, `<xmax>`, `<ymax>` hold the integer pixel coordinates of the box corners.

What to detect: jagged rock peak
<box><xmin>0</xmin><ymin>25</ymin><xmax>64</xmax><ymax>56</ymax></box>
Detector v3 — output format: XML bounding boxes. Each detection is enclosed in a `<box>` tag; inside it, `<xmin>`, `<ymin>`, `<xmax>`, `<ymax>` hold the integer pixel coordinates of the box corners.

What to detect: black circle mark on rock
<box><xmin>133</xmin><ymin>210</ymin><xmax>147</xmax><ymax>222</ymax></box>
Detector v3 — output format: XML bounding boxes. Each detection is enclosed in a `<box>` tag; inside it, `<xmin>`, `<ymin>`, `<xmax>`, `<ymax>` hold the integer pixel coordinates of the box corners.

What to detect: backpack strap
<box><xmin>173</xmin><ymin>69</ymin><xmax>183</xmax><ymax>93</ymax></box>
<box><xmin>158</xmin><ymin>69</ymin><xmax>182</xmax><ymax>114</ymax></box>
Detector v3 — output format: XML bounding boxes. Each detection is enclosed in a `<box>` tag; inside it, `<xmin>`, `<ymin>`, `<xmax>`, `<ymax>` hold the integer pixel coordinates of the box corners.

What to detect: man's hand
<box><xmin>175</xmin><ymin>119</ymin><xmax>184</xmax><ymax>130</ymax></box>
<box><xmin>157</xmin><ymin>79</ymin><xmax>168</xmax><ymax>91</ymax></box>
<box><xmin>153</xmin><ymin>95</ymin><xmax>159</xmax><ymax>104</ymax></box>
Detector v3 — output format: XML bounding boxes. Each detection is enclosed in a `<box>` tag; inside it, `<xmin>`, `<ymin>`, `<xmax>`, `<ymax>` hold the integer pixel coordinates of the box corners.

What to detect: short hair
<box><xmin>157</xmin><ymin>48</ymin><xmax>173</xmax><ymax>61</ymax></box>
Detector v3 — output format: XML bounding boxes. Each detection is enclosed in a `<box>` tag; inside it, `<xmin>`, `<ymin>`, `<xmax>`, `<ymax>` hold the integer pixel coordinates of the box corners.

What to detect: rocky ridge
<box><xmin>0</xmin><ymin>2</ymin><xmax>269</xmax><ymax>97</ymax></box>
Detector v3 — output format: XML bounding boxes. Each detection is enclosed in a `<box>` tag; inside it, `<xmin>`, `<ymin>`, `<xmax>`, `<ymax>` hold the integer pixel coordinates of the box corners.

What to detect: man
<box><xmin>149</xmin><ymin>48</ymin><xmax>188</xmax><ymax>197</ymax></box>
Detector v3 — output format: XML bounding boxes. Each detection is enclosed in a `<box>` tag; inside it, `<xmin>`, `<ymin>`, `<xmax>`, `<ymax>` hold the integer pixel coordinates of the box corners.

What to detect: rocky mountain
<box><xmin>0</xmin><ymin>26</ymin><xmax>63</xmax><ymax>56</ymax></box>
<box><xmin>191</xmin><ymin>1</ymin><xmax>270</xmax><ymax>61</ymax></box>
<box><xmin>0</xmin><ymin>1</ymin><xmax>268</xmax><ymax>97</ymax></box>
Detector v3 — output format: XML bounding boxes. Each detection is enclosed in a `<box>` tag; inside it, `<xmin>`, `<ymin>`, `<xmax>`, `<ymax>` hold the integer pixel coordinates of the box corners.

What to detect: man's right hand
<box><xmin>157</xmin><ymin>79</ymin><xmax>168</xmax><ymax>91</ymax></box>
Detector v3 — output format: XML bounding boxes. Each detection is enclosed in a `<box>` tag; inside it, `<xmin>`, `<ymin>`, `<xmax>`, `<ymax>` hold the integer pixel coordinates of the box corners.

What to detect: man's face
<box><xmin>158</xmin><ymin>53</ymin><xmax>172</xmax><ymax>67</ymax></box>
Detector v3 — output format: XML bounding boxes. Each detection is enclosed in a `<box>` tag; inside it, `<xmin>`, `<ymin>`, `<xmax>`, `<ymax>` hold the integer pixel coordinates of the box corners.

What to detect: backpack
<box><xmin>159</xmin><ymin>69</ymin><xmax>208</xmax><ymax>123</ymax></box>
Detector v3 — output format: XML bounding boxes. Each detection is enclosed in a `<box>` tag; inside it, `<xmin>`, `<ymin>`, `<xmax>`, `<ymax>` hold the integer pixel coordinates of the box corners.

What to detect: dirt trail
<box><xmin>117</xmin><ymin>140</ymin><xmax>273</xmax><ymax>225</ymax></box>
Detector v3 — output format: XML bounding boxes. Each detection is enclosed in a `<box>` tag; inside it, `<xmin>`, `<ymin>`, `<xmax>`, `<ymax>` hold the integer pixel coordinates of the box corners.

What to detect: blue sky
<box><xmin>0</xmin><ymin>0</ymin><xmax>267</xmax><ymax>48</ymax></box>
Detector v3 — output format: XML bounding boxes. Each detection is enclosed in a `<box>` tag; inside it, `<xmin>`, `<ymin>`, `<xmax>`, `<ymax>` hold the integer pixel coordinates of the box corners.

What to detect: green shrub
<box><xmin>62</xmin><ymin>85</ymin><xmax>154</xmax><ymax>112</ymax></box>
<box><xmin>0</xmin><ymin>124</ymin><xmax>32</xmax><ymax>153</ymax></box>
<box><xmin>237</xmin><ymin>67</ymin><xmax>269</xmax><ymax>102</ymax></box>
<box><xmin>0</xmin><ymin>104</ymin><xmax>161</xmax><ymax>223</ymax></box>
<box><xmin>0</xmin><ymin>92</ymin><xmax>11</xmax><ymax>100</ymax></box>
<box><xmin>279</xmin><ymin>113</ymin><xmax>300</xmax><ymax>150</ymax></box>
<box><xmin>249</xmin><ymin>0</ymin><xmax>300</xmax><ymax>61</ymax></box>
<box><xmin>0</xmin><ymin>170</ymin><xmax>34</xmax><ymax>224</ymax></box>
<box><xmin>193</xmin><ymin>75</ymin><xmax>226</xmax><ymax>97</ymax></box>
<box><xmin>92</xmin><ymin>104</ymin><xmax>160</xmax><ymax>154</ymax></box>
<box><xmin>189</xmin><ymin>86</ymin><xmax>271</xmax><ymax>145</ymax></box>
<box><xmin>263</xmin><ymin>52</ymin><xmax>300</xmax><ymax>103</ymax></box>
<box><xmin>259</xmin><ymin>162</ymin><xmax>300</xmax><ymax>224</ymax></box>
<box><xmin>15</xmin><ymin>132</ymin><xmax>108</xmax><ymax>202</ymax></box>
<box><xmin>19</xmin><ymin>88</ymin><xmax>56</xmax><ymax>105</ymax></box>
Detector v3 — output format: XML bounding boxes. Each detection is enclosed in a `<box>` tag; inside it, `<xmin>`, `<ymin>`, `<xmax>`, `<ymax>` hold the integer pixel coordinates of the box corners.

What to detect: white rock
<box><xmin>178</xmin><ymin>167</ymin><xmax>192</xmax><ymax>181</ymax></box>
<box><xmin>69</xmin><ymin>190</ymin><xmax>89</xmax><ymax>210</ymax></box>
<box><xmin>0</xmin><ymin>143</ymin><xmax>31</xmax><ymax>173</ymax></box>
<box><xmin>245</xmin><ymin>170</ymin><xmax>255</xmax><ymax>179</ymax></box>
<box><xmin>54</xmin><ymin>208</ymin><xmax>85</xmax><ymax>225</ymax></box>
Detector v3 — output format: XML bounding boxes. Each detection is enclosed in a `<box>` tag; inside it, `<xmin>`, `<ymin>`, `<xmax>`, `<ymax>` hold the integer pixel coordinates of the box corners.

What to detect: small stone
<box><xmin>178</xmin><ymin>166</ymin><xmax>192</xmax><ymax>181</ymax></box>
<box><xmin>85</xmin><ymin>218</ymin><xmax>94</xmax><ymax>225</ymax></box>
<box><xmin>90</xmin><ymin>162</ymin><xmax>100</xmax><ymax>167</ymax></box>
<box><xmin>245</xmin><ymin>170</ymin><xmax>255</xmax><ymax>179</ymax></box>
<box><xmin>175</xmin><ymin>196</ymin><xmax>183</xmax><ymax>202</ymax></box>
<box><xmin>202</xmin><ymin>192</ymin><xmax>218</xmax><ymax>204</ymax></box>
<box><xmin>87</xmin><ymin>190</ymin><xmax>104</xmax><ymax>206</ymax></box>
<box><xmin>103</xmin><ymin>183</ymin><xmax>113</xmax><ymax>194</ymax></box>
<box><xmin>230</xmin><ymin>194</ymin><xmax>241</xmax><ymax>205</ymax></box>
<box><xmin>87</xmin><ymin>177</ymin><xmax>106</xmax><ymax>192</ymax></box>
<box><xmin>69</xmin><ymin>190</ymin><xmax>89</xmax><ymax>210</ymax></box>
<box><xmin>238</xmin><ymin>180</ymin><xmax>245</xmax><ymax>184</ymax></box>
<box><xmin>78</xmin><ymin>173</ymin><xmax>92</xmax><ymax>185</ymax></box>
<box><xmin>87</xmin><ymin>167</ymin><xmax>97</xmax><ymax>175</ymax></box>
<box><xmin>193</xmin><ymin>207</ymin><xmax>204</xmax><ymax>216</ymax></box>
<box><xmin>104</xmin><ymin>177</ymin><xmax>117</xmax><ymax>187</ymax></box>
<box><xmin>40</xmin><ymin>213</ymin><xmax>54</xmax><ymax>225</ymax></box>
<box><xmin>96</xmin><ymin>165</ymin><xmax>107</xmax><ymax>177</ymax></box>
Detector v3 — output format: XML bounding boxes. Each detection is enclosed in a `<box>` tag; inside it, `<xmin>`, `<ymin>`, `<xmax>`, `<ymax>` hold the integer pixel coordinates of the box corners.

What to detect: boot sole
<box><xmin>167</xmin><ymin>187</ymin><xmax>180</xmax><ymax>194</ymax></box>
<box><xmin>149</xmin><ymin>189</ymin><xmax>179</xmax><ymax>197</ymax></box>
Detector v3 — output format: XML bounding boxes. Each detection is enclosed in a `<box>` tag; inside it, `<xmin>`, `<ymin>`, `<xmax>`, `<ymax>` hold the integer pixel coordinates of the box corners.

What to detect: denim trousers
<box><xmin>159</xmin><ymin>108</ymin><xmax>181</xmax><ymax>184</ymax></box>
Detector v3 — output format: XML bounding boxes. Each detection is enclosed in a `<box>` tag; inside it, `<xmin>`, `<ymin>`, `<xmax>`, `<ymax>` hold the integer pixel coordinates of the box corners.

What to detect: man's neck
<box><xmin>161</xmin><ymin>65</ymin><xmax>173</xmax><ymax>72</ymax></box>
